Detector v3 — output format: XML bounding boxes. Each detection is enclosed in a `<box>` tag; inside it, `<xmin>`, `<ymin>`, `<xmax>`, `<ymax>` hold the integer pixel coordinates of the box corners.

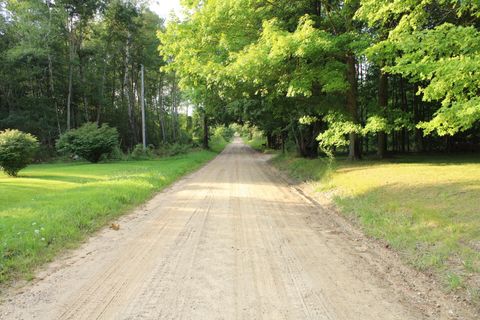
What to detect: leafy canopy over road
<box><xmin>160</xmin><ymin>0</ymin><xmax>480</xmax><ymax>159</ymax></box>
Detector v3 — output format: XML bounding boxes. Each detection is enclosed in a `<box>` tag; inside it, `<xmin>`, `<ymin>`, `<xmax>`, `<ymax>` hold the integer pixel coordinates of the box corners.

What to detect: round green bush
<box><xmin>0</xmin><ymin>129</ymin><xmax>39</xmax><ymax>177</ymax></box>
<box><xmin>56</xmin><ymin>122</ymin><xmax>119</xmax><ymax>163</ymax></box>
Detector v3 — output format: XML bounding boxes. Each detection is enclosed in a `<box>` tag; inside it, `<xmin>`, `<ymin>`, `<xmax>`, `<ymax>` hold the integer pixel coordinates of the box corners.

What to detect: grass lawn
<box><xmin>0</xmin><ymin>143</ymin><xmax>225</xmax><ymax>285</ymax></box>
<box><xmin>272</xmin><ymin>154</ymin><xmax>480</xmax><ymax>299</ymax></box>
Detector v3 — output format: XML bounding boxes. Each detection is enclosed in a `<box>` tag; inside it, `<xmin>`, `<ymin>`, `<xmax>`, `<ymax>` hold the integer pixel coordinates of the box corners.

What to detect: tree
<box><xmin>160</xmin><ymin>0</ymin><xmax>368</xmax><ymax>158</ymax></box>
<box><xmin>0</xmin><ymin>0</ymin><xmax>183</xmax><ymax>151</ymax></box>
<box><xmin>1</xmin><ymin>0</ymin><xmax>479</xmax><ymax>159</ymax></box>
<box><xmin>358</xmin><ymin>0</ymin><xmax>480</xmax><ymax>137</ymax></box>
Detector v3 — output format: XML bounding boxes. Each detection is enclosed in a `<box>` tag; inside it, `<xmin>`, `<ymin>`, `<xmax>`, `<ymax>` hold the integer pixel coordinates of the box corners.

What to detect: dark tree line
<box><xmin>0</xmin><ymin>0</ymin><xmax>190</xmax><ymax>155</ymax></box>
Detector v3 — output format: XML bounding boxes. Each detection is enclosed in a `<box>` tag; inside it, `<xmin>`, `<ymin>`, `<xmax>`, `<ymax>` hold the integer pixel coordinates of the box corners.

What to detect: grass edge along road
<box><xmin>0</xmin><ymin>138</ymin><xmax>227</xmax><ymax>286</ymax></box>
<box><xmin>270</xmin><ymin>152</ymin><xmax>480</xmax><ymax>304</ymax></box>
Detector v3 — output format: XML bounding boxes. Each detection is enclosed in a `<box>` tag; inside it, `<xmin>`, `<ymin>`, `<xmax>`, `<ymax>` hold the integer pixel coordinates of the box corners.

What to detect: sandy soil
<box><xmin>0</xmin><ymin>138</ymin><xmax>476</xmax><ymax>319</ymax></box>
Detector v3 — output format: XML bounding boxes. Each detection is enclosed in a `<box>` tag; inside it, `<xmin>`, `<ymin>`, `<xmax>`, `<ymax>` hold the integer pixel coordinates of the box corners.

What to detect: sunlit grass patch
<box><xmin>273</xmin><ymin>154</ymin><xmax>480</xmax><ymax>298</ymax></box>
<box><xmin>242</xmin><ymin>135</ymin><xmax>266</xmax><ymax>152</ymax></box>
<box><xmin>0</xmin><ymin>149</ymin><xmax>221</xmax><ymax>285</ymax></box>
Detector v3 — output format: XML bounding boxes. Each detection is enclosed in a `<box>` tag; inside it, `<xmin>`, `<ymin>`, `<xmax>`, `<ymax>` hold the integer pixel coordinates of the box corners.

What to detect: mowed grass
<box><xmin>0</xmin><ymin>148</ymin><xmax>223</xmax><ymax>285</ymax></box>
<box><xmin>273</xmin><ymin>154</ymin><xmax>480</xmax><ymax>298</ymax></box>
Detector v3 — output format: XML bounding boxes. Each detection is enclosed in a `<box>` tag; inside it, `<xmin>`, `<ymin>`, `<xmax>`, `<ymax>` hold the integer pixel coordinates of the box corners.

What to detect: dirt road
<box><xmin>0</xmin><ymin>138</ymin><xmax>464</xmax><ymax>319</ymax></box>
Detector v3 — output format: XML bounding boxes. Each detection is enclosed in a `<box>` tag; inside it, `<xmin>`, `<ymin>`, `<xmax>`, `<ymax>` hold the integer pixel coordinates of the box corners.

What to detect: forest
<box><xmin>1</xmin><ymin>0</ymin><xmax>479</xmax><ymax>160</ymax></box>
<box><xmin>160</xmin><ymin>0</ymin><xmax>480</xmax><ymax>159</ymax></box>
<box><xmin>0</xmin><ymin>0</ymin><xmax>197</xmax><ymax>157</ymax></box>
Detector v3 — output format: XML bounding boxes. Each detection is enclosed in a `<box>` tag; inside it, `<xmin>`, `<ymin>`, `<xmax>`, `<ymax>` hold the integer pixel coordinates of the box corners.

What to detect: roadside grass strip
<box><xmin>273</xmin><ymin>154</ymin><xmax>480</xmax><ymax>300</ymax></box>
<box><xmin>0</xmin><ymin>148</ymin><xmax>222</xmax><ymax>285</ymax></box>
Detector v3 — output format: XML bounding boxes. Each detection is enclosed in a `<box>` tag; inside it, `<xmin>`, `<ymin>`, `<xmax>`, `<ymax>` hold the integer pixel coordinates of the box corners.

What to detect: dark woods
<box><xmin>0</xmin><ymin>0</ymin><xmax>193</xmax><ymax>155</ymax></box>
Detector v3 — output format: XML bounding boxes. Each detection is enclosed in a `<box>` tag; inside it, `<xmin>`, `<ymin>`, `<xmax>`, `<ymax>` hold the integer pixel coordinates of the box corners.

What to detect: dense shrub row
<box><xmin>0</xmin><ymin>123</ymin><xmax>235</xmax><ymax>176</ymax></box>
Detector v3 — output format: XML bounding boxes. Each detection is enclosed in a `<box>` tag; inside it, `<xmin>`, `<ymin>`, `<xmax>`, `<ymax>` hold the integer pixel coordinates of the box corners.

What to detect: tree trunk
<box><xmin>266</xmin><ymin>132</ymin><xmax>273</xmax><ymax>149</ymax></box>
<box><xmin>296</xmin><ymin>122</ymin><xmax>320</xmax><ymax>158</ymax></box>
<box><xmin>160</xmin><ymin>96</ymin><xmax>166</xmax><ymax>144</ymax></box>
<box><xmin>97</xmin><ymin>59</ymin><xmax>106</xmax><ymax>123</ymax></box>
<box><xmin>171</xmin><ymin>73</ymin><xmax>177</xmax><ymax>142</ymax></box>
<box><xmin>399</xmin><ymin>77</ymin><xmax>407</xmax><ymax>153</ymax></box>
<box><xmin>157</xmin><ymin>76</ymin><xmax>167</xmax><ymax>144</ymax></box>
<box><xmin>46</xmin><ymin>2</ymin><xmax>61</xmax><ymax>135</ymax></box>
<box><xmin>203</xmin><ymin>112</ymin><xmax>209</xmax><ymax>149</ymax></box>
<box><xmin>48</xmin><ymin>54</ymin><xmax>61</xmax><ymax>135</ymax></box>
<box><xmin>111</xmin><ymin>65</ymin><xmax>116</xmax><ymax>111</ymax></box>
<box><xmin>123</xmin><ymin>33</ymin><xmax>137</xmax><ymax>146</ymax></box>
<box><xmin>79</xmin><ymin>59</ymin><xmax>89</xmax><ymax>122</ymax></box>
<box><xmin>346</xmin><ymin>54</ymin><xmax>361</xmax><ymax>160</ymax></box>
<box><xmin>66</xmin><ymin>18</ymin><xmax>75</xmax><ymax>130</ymax></box>
<box><xmin>78</xmin><ymin>28</ymin><xmax>89</xmax><ymax>123</ymax></box>
<box><xmin>290</xmin><ymin>121</ymin><xmax>299</xmax><ymax>151</ymax></box>
<box><xmin>377</xmin><ymin>71</ymin><xmax>388</xmax><ymax>158</ymax></box>
<box><xmin>413</xmin><ymin>84</ymin><xmax>423</xmax><ymax>152</ymax></box>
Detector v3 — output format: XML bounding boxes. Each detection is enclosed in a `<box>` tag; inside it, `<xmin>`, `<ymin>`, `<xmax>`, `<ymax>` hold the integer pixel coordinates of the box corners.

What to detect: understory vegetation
<box><xmin>272</xmin><ymin>153</ymin><xmax>480</xmax><ymax>300</ymax></box>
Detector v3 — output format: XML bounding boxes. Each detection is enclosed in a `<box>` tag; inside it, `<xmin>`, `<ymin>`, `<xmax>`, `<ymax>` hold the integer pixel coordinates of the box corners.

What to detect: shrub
<box><xmin>105</xmin><ymin>145</ymin><xmax>126</xmax><ymax>161</ymax></box>
<box><xmin>0</xmin><ymin>129</ymin><xmax>39</xmax><ymax>176</ymax></box>
<box><xmin>167</xmin><ymin>143</ymin><xmax>190</xmax><ymax>156</ymax></box>
<box><xmin>213</xmin><ymin>126</ymin><xmax>235</xmax><ymax>142</ymax></box>
<box><xmin>56</xmin><ymin>122</ymin><xmax>119</xmax><ymax>163</ymax></box>
<box><xmin>129</xmin><ymin>144</ymin><xmax>155</xmax><ymax>160</ymax></box>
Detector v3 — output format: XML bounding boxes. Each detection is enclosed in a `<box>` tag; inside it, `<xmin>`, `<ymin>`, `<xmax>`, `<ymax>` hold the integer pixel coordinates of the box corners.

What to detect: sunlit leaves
<box><xmin>317</xmin><ymin>112</ymin><xmax>362</xmax><ymax>156</ymax></box>
<box><xmin>363</xmin><ymin>115</ymin><xmax>389</xmax><ymax>134</ymax></box>
<box><xmin>418</xmin><ymin>97</ymin><xmax>480</xmax><ymax>136</ymax></box>
<box><xmin>227</xmin><ymin>15</ymin><xmax>348</xmax><ymax>98</ymax></box>
<box><xmin>386</xmin><ymin>24</ymin><xmax>480</xmax><ymax>135</ymax></box>
<box><xmin>359</xmin><ymin>0</ymin><xmax>480</xmax><ymax>136</ymax></box>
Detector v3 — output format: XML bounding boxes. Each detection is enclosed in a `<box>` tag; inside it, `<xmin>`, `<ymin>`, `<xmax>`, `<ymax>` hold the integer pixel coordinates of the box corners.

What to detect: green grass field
<box><xmin>0</xmin><ymin>142</ymin><xmax>226</xmax><ymax>285</ymax></box>
<box><xmin>273</xmin><ymin>154</ymin><xmax>480</xmax><ymax>299</ymax></box>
